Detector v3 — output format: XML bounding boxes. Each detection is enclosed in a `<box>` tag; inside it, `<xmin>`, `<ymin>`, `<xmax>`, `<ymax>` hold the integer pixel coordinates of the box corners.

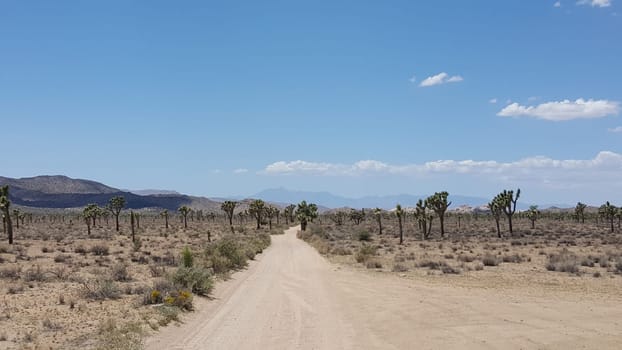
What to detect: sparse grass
<box><xmin>546</xmin><ymin>249</ymin><xmax>580</xmax><ymax>274</ymax></box>
<box><xmin>96</xmin><ymin>318</ymin><xmax>144</xmax><ymax>350</ymax></box>
<box><xmin>355</xmin><ymin>244</ymin><xmax>377</xmax><ymax>264</ymax></box>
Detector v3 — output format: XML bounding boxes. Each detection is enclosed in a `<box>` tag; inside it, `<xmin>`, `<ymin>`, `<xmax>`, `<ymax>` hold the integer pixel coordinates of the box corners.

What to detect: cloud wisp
<box><xmin>419</xmin><ymin>72</ymin><xmax>464</xmax><ymax>87</ymax></box>
<box><xmin>497</xmin><ymin>98</ymin><xmax>619</xmax><ymax>121</ymax></box>
<box><xmin>261</xmin><ymin>152</ymin><xmax>622</xmax><ymax>189</ymax></box>
<box><xmin>577</xmin><ymin>0</ymin><xmax>612</xmax><ymax>7</ymax></box>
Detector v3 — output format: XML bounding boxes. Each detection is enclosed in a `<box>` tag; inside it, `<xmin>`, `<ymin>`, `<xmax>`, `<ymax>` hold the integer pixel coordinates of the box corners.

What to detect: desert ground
<box><xmin>1</xmin><ymin>211</ymin><xmax>622</xmax><ymax>349</ymax></box>
<box><xmin>148</xmin><ymin>224</ymin><xmax>622</xmax><ymax>349</ymax></box>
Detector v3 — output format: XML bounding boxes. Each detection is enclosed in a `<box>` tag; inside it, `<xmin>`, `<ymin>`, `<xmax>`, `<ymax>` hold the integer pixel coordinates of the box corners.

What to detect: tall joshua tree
<box><xmin>178</xmin><ymin>206</ymin><xmax>192</xmax><ymax>229</ymax></box>
<box><xmin>395</xmin><ymin>204</ymin><xmax>404</xmax><ymax>245</ymax></box>
<box><xmin>83</xmin><ymin>204</ymin><xmax>99</xmax><ymax>235</ymax></box>
<box><xmin>265</xmin><ymin>206</ymin><xmax>278</xmax><ymax>230</ymax></box>
<box><xmin>283</xmin><ymin>204</ymin><xmax>296</xmax><ymax>225</ymax></box>
<box><xmin>107</xmin><ymin>196</ymin><xmax>126</xmax><ymax>232</ymax></box>
<box><xmin>161</xmin><ymin>210</ymin><xmax>169</xmax><ymax>229</ymax></box>
<box><xmin>495</xmin><ymin>189</ymin><xmax>520</xmax><ymax>235</ymax></box>
<box><xmin>295</xmin><ymin>200</ymin><xmax>318</xmax><ymax>231</ymax></box>
<box><xmin>488</xmin><ymin>199</ymin><xmax>503</xmax><ymax>238</ymax></box>
<box><xmin>0</xmin><ymin>186</ymin><xmax>14</xmax><ymax>244</ymax></box>
<box><xmin>426</xmin><ymin>192</ymin><xmax>451</xmax><ymax>237</ymax></box>
<box><xmin>221</xmin><ymin>201</ymin><xmax>237</xmax><ymax>231</ymax></box>
<box><xmin>13</xmin><ymin>209</ymin><xmax>20</xmax><ymax>229</ymax></box>
<box><xmin>373</xmin><ymin>208</ymin><xmax>383</xmax><ymax>235</ymax></box>
<box><xmin>575</xmin><ymin>202</ymin><xmax>587</xmax><ymax>224</ymax></box>
<box><xmin>599</xmin><ymin>201</ymin><xmax>616</xmax><ymax>233</ymax></box>
<box><xmin>249</xmin><ymin>199</ymin><xmax>266</xmax><ymax>230</ymax></box>
<box><xmin>415</xmin><ymin>199</ymin><xmax>429</xmax><ymax>240</ymax></box>
<box><xmin>526</xmin><ymin>205</ymin><xmax>540</xmax><ymax>229</ymax></box>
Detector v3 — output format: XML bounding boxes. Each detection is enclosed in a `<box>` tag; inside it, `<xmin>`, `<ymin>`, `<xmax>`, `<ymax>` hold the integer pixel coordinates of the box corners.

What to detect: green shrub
<box><xmin>83</xmin><ymin>278</ymin><xmax>121</xmax><ymax>300</ymax></box>
<box><xmin>96</xmin><ymin>319</ymin><xmax>143</xmax><ymax>350</ymax></box>
<box><xmin>169</xmin><ymin>267</ymin><xmax>213</xmax><ymax>296</ymax></box>
<box><xmin>181</xmin><ymin>247</ymin><xmax>193</xmax><ymax>268</ymax></box>
<box><xmin>111</xmin><ymin>263</ymin><xmax>131</xmax><ymax>282</ymax></box>
<box><xmin>358</xmin><ymin>230</ymin><xmax>372</xmax><ymax>242</ymax></box>
<box><xmin>355</xmin><ymin>244</ymin><xmax>377</xmax><ymax>263</ymax></box>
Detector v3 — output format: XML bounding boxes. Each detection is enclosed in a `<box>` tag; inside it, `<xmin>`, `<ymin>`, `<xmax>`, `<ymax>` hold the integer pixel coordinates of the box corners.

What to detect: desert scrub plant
<box><xmin>181</xmin><ymin>247</ymin><xmax>193</xmax><ymax>268</ymax></box>
<box><xmin>357</xmin><ymin>230</ymin><xmax>372</xmax><ymax>242</ymax></box>
<box><xmin>546</xmin><ymin>249</ymin><xmax>580</xmax><ymax>274</ymax></box>
<box><xmin>90</xmin><ymin>244</ymin><xmax>109</xmax><ymax>256</ymax></box>
<box><xmin>96</xmin><ymin>318</ymin><xmax>143</xmax><ymax>350</ymax></box>
<box><xmin>111</xmin><ymin>263</ymin><xmax>131</xmax><ymax>282</ymax></box>
<box><xmin>354</xmin><ymin>244</ymin><xmax>377</xmax><ymax>263</ymax></box>
<box><xmin>169</xmin><ymin>266</ymin><xmax>214</xmax><ymax>296</ymax></box>
<box><xmin>82</xmin><ymin>278</ymin><xmax>121</xmax><ymax>300</ymax></box>
<box><xmin>164</xmin><ymin>289</ymin><xmax>193</xmax><ymax>311</ymax></box>
<box><xmin>482</xmin><ymin>254</ymin><xmax>500</xmax><ymax>267</ymax></box>
<box><xmin>24</xmin><ymin>265</ymin><xmax>47</xmax><ymax>282</ymax></box>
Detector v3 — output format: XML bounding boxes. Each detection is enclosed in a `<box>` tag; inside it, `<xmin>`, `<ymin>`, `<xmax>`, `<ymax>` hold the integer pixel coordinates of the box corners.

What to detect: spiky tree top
<box><xmin>107</xmin><ymin>196</ymin><xmax>126</xmax><ymax>216</ymax></box>
<box><xmin>249</xmin><ymin>199</ymin><xmax>266</xmax><ymax>218</ymax></box>
<box><xmin>495</xmin><ymin>189</ymin><xmax>520</xmax><ymax>216</ymax></box>
<box><xmin>427</xmin><ymin>192</ymin><xmax>451</xmax><ymax>217</ymax></box>
<box><xmin>526</xmin><ymin>205</ymin><xmax>540</xmax><ymax>220</ymax></box>
<box><xmin>295</xmin><ymin>201</ymin><xmax>318</xmax><ymax>222</ymax></box>
<box><xmin>178</xmin><ymin>206</ymin><xmax>192</xmax><ymax>216</ymax></box>
<box><xmin>488</xmin><ymin>199</ymin><xmax>503</xmax><ymax>219</ymax></box>
<box><xmin>599</xmin><ymin>201</ymin><xmax>616</xmax><ymax>219</ymax></box>
<box><xmin>0</xmin><ymin>186</ymin><xmax>10</xmax><ymax>211</ymax></box>
<box><xmin>83</xmin><ymin>203</ymin><xmax>99</xmax><ymax>221</ymax></box>
<box><xmin>395</xmin><ymin>204</ymin><xmax>404</xmax><ymax>218</ymax></box>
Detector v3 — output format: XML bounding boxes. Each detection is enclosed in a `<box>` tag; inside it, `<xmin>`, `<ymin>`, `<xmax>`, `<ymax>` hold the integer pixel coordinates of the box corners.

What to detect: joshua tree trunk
<box><xmin>508</xmin><ymin>215</ymin><xmax>513</xmax><ymax>235</ymax></box>
<box><xmin>377</xmin><ymin>217</ymin><xmax>383</xmax><ymax>235</ymax></box>
<box><xmin>495</xmin><ymin>219</ymin><xmax>501</xmax><ymax>238</ymax></box>
<box><xmin>86</xmin><ymin>218</ymin><xmax>91</xmax><ymax>235</ymax></box>
<box><xmin>130</xmin><ymin>211</ymin><xmax>136</xmax><ymax>242</ymax></box>
<box><xmin>439</xmin><ymin>216</ymin><xmax>445</xmax><ymax>237</ymax></box>
<box><xmin>398</xmin><ymin>216</ymin><xmax>403</xmax><ymax>245</ymax></box>
<box><xmin>3</xmin><ymin>211</ymin><xmax>13</xmax><ymax>245</ymax></box>
<box><xmin>115</xmin><ymin>214</ymin><xmax>120</xmax><ymax>232</ymax></box>
<box><xmin>300</xmin><ymin>219</ymin><xmax>307</xmax><ymax>231</ymax></box>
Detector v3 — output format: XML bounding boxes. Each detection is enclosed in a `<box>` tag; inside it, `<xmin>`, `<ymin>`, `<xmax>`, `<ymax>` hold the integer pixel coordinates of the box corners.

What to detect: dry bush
<box><xmin>546</xmin><ymin>249</ymin><xmax>580</xmax><ymax>274</ymax></box>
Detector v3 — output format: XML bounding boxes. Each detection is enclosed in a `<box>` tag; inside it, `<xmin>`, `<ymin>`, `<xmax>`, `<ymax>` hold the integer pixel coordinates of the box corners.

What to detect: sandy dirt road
<box><xmin>147</xmin><ymin>226</ymin><xmax>622</xmax><ymax>350</ymax></box>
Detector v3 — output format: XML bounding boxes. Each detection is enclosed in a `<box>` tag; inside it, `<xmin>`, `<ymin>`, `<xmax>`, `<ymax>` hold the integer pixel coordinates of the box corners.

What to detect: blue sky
<box><xmin>1</xmin><ymin>0</ymin><xmax>621</xmax><ymax>205</ymax></box>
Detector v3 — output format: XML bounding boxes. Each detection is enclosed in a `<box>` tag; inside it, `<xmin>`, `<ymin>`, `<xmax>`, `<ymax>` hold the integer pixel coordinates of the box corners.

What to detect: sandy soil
<box><xmin>146</xmin><ymin>226</ymin><xmax>622</xmax><ymax>350</ymax></box>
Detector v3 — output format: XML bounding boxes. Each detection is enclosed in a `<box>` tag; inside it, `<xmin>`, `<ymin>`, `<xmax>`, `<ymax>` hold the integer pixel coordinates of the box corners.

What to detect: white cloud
<box><xmin>489</xmin><ymin>98</ymin><xmax>498</xmax><ymax>104</ymax></box>
<box><xmin>262</xmin><ymin>152</ymin><xmax>622</xmax><ymax>181</ymax></box>
<box><xmin>608</xmin><ymin>126</ymin><xmax>622</xmax><ymax>133</ymax></box>
<box><xmin>419</xmin><ymin>72</ymin><xmax>464</xmax><ymax>87</ymax></box>
<box><xmin>554</xmin><ymin>1</ymin><xmax>562</xmax><ymax>7</ymax></box>
<box><xmin>497</xmin><ymin>98</ymin><xmax>620</xmax><ymax>121</ymax></box>
<box><xmin>233</xmin><ymin>168</ymin><xmax>249</xmax><ymax>174</ymax></box>
<box><xmin>577</xmin><ymin>0</ymin><xmax>611</xmax><ymax>7</ymax></box>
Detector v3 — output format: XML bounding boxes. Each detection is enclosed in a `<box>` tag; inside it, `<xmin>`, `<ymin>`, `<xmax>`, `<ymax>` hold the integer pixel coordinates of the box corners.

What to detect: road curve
<box><xmin>147</xmin><ymin>226</ymin><xmax>622</xmax><ymax>350</ymax></box>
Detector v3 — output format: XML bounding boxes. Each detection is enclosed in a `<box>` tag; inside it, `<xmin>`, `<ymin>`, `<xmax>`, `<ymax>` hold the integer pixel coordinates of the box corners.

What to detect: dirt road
<box><xmin>147</xmin><ymin>226</ymin><xmax>622</xmax><ymax>349</ymax></box>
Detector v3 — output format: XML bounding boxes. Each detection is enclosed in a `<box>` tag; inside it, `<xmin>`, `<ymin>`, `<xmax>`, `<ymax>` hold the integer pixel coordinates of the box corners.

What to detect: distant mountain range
<box><xmin>0</xmin><ymin>175</ymin><xmax>220</xmax><ymax>211</ymax></box>
<box><xmin>0</xmin><ymin>176</ymin><xmax>570</xmax><ymax>212</ymax></box>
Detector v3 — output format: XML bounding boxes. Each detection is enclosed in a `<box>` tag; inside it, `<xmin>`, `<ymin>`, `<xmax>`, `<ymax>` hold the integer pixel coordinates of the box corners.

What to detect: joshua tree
<box><xmin>575</xmin><ymin>202</ymin><xmax>587</xmax><ymax>224</ymax></box>
<box><xmin>249</xmin><ymin>199</ymin><xmax>266</xmax><ymax>230</ymax></box>
<box><xmin>1</xmin><ymin>186</ymin><xmax>14</xmax><ymax>244</ymax></box>
<box><xmin>495</xmin><ymin>189</ymin><xmax>520</xmax><ymax>234</ymax></box>
<box><xmin>488</xmin><ymin>199</ymin><xmax>503</xmax><ymax>238</ymax></box>
<box><xmin>221</xmin><ymin>201</ymin><xmax>237</xmax><ymax>231</ymax></box>
<box><xmin>330</xmin><ymin>211</ymin><xmax>348</xmax><ymax>226</ymax></box>
<box><xmin>178</xmin><ymin>206</ymin><xmax>192</xmax><ymax>229</ymax></box>
<box><xmin>265</xmin><ymin>206</ymin><xmax>278</xmax><ymax>230</ymax></box>
<box><xmin>12</xmin><ymin>209</ymin><xmax>20</xmax><ymax>229</ymax></box>
<box><xmin>161</xmin><ymin>210</ymin><xmax>169</xmax><ymax>229</ymax></box>
<box><xmin>373</xmin><ymin>208</ymin><xmax>383</xmax><ymax>235</ymax></box>
<box><xmin>414</xmin><ymin>199</ymin><xmax>429</xmax><ymax>239</ymax></box>
<box><xmin>107</xmin><ymin>196</ymin><xmax>126</xmax><ymax>232</ymax></box>
<box><xmin>83</xmin><ymin>204</ymin><xmax>99</xmax><ymax>235</ymax></box>
<box><xmin>283</xmin><ymin>204</ymin><xmax>296</xmax><ymax>225</ymax></box>
<box><xmin>599</xmin><ymin>201</ymin><xmax>617</xmax><ymax>233</ymax></box>
<box><xmin>426</xmin><ymin>192</ymin><xmax>452</xmax><ymax>237</ymax></box>
<box><xmin>395</xmin><ymin>204</ymin><xmax>404</xmax><ymax>245</ymax></box>
<box><xmin>295</xmin><ymin>200</ymin><xmax>318</xmax><ymax>231</ymax></box>
<box><xmin>526</xmin><ymin>205</ymin><xmax>540</xmax><ymax>229</ymax></box>
<box><xmin>130</xmin><ymin>211</ymin><xmax>137</xmax><ymax>242</ymax></box>
<box><xmin>349</xmin><ymin>209</ymin><xmax>365</xmax><ymax>225</ymax></box>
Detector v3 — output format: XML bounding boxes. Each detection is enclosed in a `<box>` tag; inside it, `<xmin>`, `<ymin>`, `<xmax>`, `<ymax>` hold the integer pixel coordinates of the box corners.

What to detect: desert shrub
<box><xmin>441</xmin><ymin>265</ymin><xmax>461</xmax><ymax>274</ymax></box>
<box><xmin>54</xmin><ymin>254</ymin><xmax>70</xmax><ymax>263</ymax></box>
<box><xmin>132</xmin><ymin>238</ymin><xmax>142</xmax><ymax>252</ymax></box>
<box><xmin>41</xmin><ymin>246</ymin><xmax>53</xmax><ymax>253</ymax></box>
<box><xmin>164</xmin><ymin>289</ymin><xmax>193</xmax><ymax>311</ymax></box>
<box><xmin>169</xmin><ymin>266</ymin><xmax>213</xmax><ymax>296</ymax></box>
<box><xmin>458</xmin><ymin>255</ymin><xmax>476</xmax><ymax>263</ymax></box>
<box><xmin>546</xmin><ymin>249</ymin><xmax>580</xmax><ymax>274</ymax></box>
<box><xmin>8</xmin><ymin>284</ymin><xmax>25</xmax><ymax>294</ymax></box>
<box><xmin>482</xmin><ymin>254</ymin><xmax>499</xmax><ymax>266</ymax></box>
<box><xmin>0</xmin><ymin>244</ymin><xmax>11</xmax><ymax>254</ymax></box>
<box><xmin>392</xmin><ymin>263</ymin><xmax>409</xmax><ymax>272</ymax></box>
<box><xmin>96</xmin><ymin>318</ymin><xmax>143</xmax><ymax>350</ymax></box>
<box><xmin>615</xmin><ymin>259</ymin><xmax>622</xmax><ymax>274</ymax></box>
<box><xmin>149</xmin><ymin>265</ymin><xmax>166</xmax><ymax>277</ymax></box>
<box><xmin>90</xmin><ymin>244</ymin><xmax>109</xmax><ymax>256</ymax></box>
<box><xmin>444</xmin><ymin>254</ymin><xmax>455</xmax><ymax>259</ymax></box>
<box><xmin>111</xmin><ymin>263</ymin><xmax>131</xmax><ymax>282</ymax></box>
<box><xmin>366</xmin><ymin>260</ymin><xmax>382</xmax><ymax>269</ymax></box>
<box><xmin>474</xmin><ymin>263</ymin><xmax>484</xmax><ymax>271</ymax></box>
<box><xmin>212</xmin><ymin>237</ymin><xmax>246</xmax><ymax>270</ymax></box>
<box><xmin>502</xmin><ymin>254</ymin><xmax>525</xmax><ymax>263</ymax></box>
<box><xmin>181</xmin><ymin>247</ymin><xmax>193</xmax><ymax>268</ymax></box>
<box><xmin>331</xmin><ymin>246</ymin><xmax>352</xmax><ymax>255</ymax></box>
<box><xmin>74</xmin><ymin>245</ymin><xmax>87</xmax><ymax>254</ymax></box>
<box><xmin>358</xmin><ymin>230</ymin><xmax>372</xmax><ymax>242</ymax></box>
<box><xmin>82</xmin><ymin>278</ymin><xmax>121</xmax><ymax>300</ymax></box>
<box><xmin>417</xmin><ymin>260</ymin><xmax>448</xmax><ymax>270</ymax></box>
<box><xmin>0</xmin><ymin>266</ymin><xmax>22</xmax><ymax>280</ymax></box>
<box><xmin>354</xmin><ymin>244</ymin><xmax>377</xmax><ymax>263</ymax></box>
<box><xmin>24</xmin><ymin>265</ymin><xmax>46</xmax><ymax>282</ymax></box>
<box><xmin>157</xmin><ymin>305</ymin><xmax>180</xmax><ymax>326</ymax></box>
